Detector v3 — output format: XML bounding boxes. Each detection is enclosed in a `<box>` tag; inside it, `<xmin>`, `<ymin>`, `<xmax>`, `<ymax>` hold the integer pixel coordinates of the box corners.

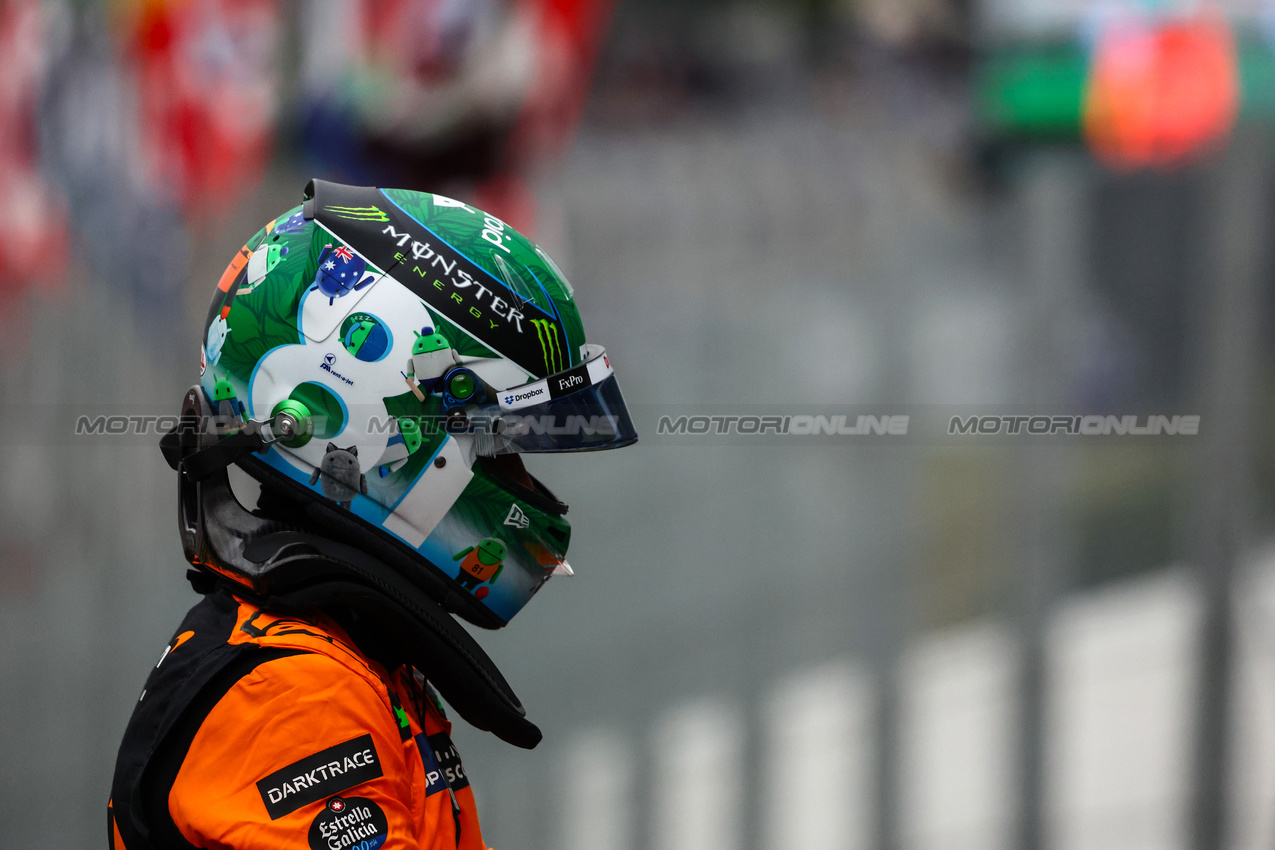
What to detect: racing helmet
<box><xmin>170</xmin><ymin>179</ymin><xmax>636</xmax><ymax>631</ymax></box>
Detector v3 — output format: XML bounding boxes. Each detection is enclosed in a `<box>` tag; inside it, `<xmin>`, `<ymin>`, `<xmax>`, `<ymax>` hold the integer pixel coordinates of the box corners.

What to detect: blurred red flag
<box><xmin>1083</xmin><ymin>8</ymin><xmax>1239</xmax><ymax>171</ymax></box>
<box><xmin>117</xmin><ymin>0</ymin><xmax>280</xmax><ymax>217</ymax></box>
<box><xmin>0</xmin><ymin>0</ymin><xmax>67</xmax><ymax>299</ymax></box>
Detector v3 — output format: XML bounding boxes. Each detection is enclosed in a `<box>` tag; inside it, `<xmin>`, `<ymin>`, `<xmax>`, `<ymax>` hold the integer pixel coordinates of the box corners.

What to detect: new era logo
<box><xmin>504</xmin><ymin>504</ymin><xmax>530</xmax><ymax>529</ymax></box>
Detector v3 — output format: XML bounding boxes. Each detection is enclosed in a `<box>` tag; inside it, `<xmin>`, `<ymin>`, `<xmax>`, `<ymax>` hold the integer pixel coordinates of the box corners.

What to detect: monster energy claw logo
<box><xmin>325</xmin><ymin>205</ymin><xmax>390</xmax><ymax>222</ymax></box>
<box><xmin>531</xmin><ymin>319</ymin><xmax>564</xmax><ymax>374</ymax></box>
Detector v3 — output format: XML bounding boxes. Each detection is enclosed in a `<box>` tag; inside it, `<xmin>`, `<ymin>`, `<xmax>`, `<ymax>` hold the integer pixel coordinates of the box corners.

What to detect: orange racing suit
<box><xmin>108</xmin><ymin>588</ymin><xmax>487</xmax><ymax>850</ymax></box>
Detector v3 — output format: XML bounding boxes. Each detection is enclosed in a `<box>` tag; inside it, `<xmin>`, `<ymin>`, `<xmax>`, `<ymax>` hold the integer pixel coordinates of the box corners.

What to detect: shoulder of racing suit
<box><xmin>109</xmin><ymin>587</ymin><xmax>485</xmax><ymax>850</ymax></box>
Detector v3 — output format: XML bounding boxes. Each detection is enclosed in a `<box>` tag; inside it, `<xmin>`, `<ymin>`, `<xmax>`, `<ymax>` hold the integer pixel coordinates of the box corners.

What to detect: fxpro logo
<box><xmin>504</xmin><ymin>386</ymin><xmax>547</xmax><ymax>405</ymax></box>
<box><xmin>319</xmin><ymin>353</ymin><xmax>355</xmax><ymax>386</ymax></box>
<box><xmin>554</xmin><ymin>372</ymin><xmax>585</xmax><ymax>394</ymax></box>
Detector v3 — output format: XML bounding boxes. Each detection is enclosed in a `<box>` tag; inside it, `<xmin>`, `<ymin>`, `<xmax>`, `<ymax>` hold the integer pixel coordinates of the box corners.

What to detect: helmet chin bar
<box><xmin>163</xmin><ymin>385</ymin><xmax>543</xmax><ymax>749</ymax></box>
<box><xmin>170</xmin><ymin>386</ymin><xmax>291</xmax><ymax>581</ymax></box>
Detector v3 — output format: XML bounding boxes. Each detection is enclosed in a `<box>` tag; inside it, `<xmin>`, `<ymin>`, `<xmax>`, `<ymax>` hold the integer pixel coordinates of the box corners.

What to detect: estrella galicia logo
<box><xmin>319</xmin><ymin>353</ymin><xmax>355</xmax><ymax>386</ymax></box>
<box><xmin>308</xmin><ymin>796</ymin><xmax>388</xmax><ymax>850</ymax></box>
<box><xmin>256</xmin><ymin>734</ymin><xmax>383</xmax><ymax>819</ymax></box>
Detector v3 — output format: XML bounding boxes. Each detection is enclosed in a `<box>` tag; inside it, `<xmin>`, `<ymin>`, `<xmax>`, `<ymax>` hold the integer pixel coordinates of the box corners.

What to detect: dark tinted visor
<box><xmin>479</xmin><ymin>372</ymin><xmax>638</xmax><ymax>454</ymax></box>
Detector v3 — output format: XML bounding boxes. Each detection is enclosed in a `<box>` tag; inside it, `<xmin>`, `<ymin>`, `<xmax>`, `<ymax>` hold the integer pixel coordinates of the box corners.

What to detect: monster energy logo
<box><xmin>325</xmin><ymin>205</ymin><xmax>389</xmax><ymax>222</ymax></box>
<box><xmin>531</xmin><ymin>319</ymin><xmax>564</xmax><ymax>374</ymax></box>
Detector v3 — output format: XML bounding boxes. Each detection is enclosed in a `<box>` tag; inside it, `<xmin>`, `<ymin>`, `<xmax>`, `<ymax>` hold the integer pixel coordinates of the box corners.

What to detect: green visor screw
<box><xmin>269</xmin><ymin>399</ymin><xmax>315</xmax><ymax>448</ymax></box>
<box><xmin>448</xmin><ymin>372</ymin><xmax>476</xmax><ymax>400</ymax></box>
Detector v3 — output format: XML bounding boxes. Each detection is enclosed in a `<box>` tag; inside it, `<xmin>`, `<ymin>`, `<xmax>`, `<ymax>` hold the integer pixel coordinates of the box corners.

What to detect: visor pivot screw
<box><xmin>434</xmin><ymin>456</ymin><xmax>447</xmax><ymax>469</ymax></box>
<box><xmin>268</xmin><ymin>399</ymin><xmax>315</xmax><ymax>448</ymax></box>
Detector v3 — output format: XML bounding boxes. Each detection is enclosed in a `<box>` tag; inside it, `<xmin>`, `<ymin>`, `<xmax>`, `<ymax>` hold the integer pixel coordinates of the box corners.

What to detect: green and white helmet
<box><xmin>193</xmin><ymin>179</ymin><xmax>637</xmax><ymax>628</ymax></box>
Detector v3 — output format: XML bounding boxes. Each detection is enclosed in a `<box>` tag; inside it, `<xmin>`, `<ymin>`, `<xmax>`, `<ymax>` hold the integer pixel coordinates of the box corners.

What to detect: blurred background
<box><xmin>3</xmin><ymin>0</ymin><xmax>1275</xmax><ymax>848</ymax></box>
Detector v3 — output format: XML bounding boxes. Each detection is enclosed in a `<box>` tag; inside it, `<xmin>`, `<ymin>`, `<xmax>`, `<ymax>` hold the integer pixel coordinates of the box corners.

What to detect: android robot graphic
<box><xmin>310</xmin><ymin>243</ymin><xmax>374</xmax><ymax>305</ymax></box>
<box><xmin>403</xmin><ymin>326</ymin><xmax>457</xmax><ymax>401</ymax></box>
<box><xmin>375</xmin><ymin>417</ymin><xmax>423</xmax><ymax>477</ymax></box>
<box><xmin>452</xmin><ymin>537</ymin><xmax>507</xmax><ymax>597</ymax></box>
<box><xmin>211</xmin><ymin>377</ymin><xmax>245</xmax><ymax>427</ymax></box>
<box><xmin>343</xmin><ymin>317</ymin><xmax>391</xmax><ymax>362</ymax></box>
<box><xmin>308</xmin><ymin>443</ymin><xmax>368</xmax><ymax>509</ymax></box>
<box><xmin>241</xmin><ymin>242</ymin><xmax>288</xmax><ymax>294</ymax></box>
<box><xmin>205</xmin><ymin>316</ymin><xmax>230</xmax><ymax>367</ymax></box>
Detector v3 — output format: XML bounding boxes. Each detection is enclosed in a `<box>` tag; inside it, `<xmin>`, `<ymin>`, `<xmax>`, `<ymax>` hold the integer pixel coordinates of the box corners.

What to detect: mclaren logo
<box><xmin>155</xmin><ymin>630</ymin><xmax>194</xmax><ymax>668</ymax></box>
<box><xmin>504</xmin><ymin>504</ymin><xmax>530</xmax><ymax>529</ymax></box>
